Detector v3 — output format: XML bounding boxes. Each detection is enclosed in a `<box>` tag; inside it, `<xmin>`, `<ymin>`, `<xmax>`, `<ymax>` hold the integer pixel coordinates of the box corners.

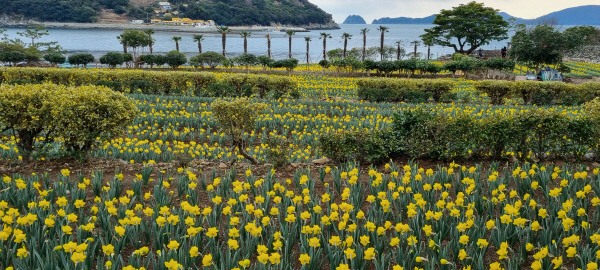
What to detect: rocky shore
<box><xmin>0</xmin><ymin>17</ymin><xmax>340</xmax><ymax>33</ymax></box>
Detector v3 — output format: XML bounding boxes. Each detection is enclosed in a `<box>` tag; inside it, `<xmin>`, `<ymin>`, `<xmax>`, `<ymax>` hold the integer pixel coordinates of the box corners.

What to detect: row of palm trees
<box><xmin>160</xmin><ymin>26</ymin><xmax>401</xmax><ymax>62</ymax></box>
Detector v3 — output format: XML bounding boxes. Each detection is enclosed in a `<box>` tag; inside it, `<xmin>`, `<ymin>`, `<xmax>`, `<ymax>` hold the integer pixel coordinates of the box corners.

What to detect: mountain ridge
<box><xmin>371</xmin><ymin>5</ymin><xmax>600</xmax><ymax>25</ymax></box>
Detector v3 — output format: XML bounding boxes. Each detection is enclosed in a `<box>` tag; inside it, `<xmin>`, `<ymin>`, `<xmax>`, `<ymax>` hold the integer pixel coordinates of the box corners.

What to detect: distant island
<box><xmin>372</xmin><ymin>5</ymin><xmax>600</xmax><ymax>25</ymax></box>
<box><xmin>343</xmin><ymin>15</ymin><xmax>366</xmax><ymax>24</ymax></box>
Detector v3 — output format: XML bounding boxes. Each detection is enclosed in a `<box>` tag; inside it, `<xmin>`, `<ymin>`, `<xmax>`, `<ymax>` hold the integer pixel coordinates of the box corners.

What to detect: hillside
<box><xmin>343</xmin><ymin>15</ymin><xmax>366</xmax><ymax>24</ymax></box>
<box><xmin>371</xmin><ymin>5</ymin><xmax>600</xmax><ymax>25</ymax></box>
<box><xmin>0</xmin><ymin>0</ymin><xmax>339</xmax><ymax>28</ymax></box>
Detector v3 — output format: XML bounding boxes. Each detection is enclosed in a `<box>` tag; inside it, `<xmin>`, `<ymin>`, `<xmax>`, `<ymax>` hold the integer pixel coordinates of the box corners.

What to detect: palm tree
<box><xmin>265</xmin><ymin>34</ymin><xmax>272</xmax><ymax>58</ymax></box>
<box><xmin>239</xmin><ymin>31</ymin><xmax>251</xmax><ymax>54</ymax></box>
<box><xmin>319</xmin><ymin>33</ymin><xmax>332</xmax><ymax>60</ymax></box>
<box><xmin>285</xmin><ymin>30</ymin><xmax>295</xmax><ymax>59</ymax></box>
<box><xmin>192</xmin><ymin>34</ymin><xmax>204</xmax><ymax>54</ymax></box>
<box><xmin>216</xmin><ymin>26</ymin><xmax>231</xmax><ymax>56</ymax></box>
<box><xmin>395</xmin><ymin>41</ymin><xmax>403</xmax><ymax>60</ymax></box>
<box><xmin>360</xmin><ymin>28</ymin><xmax>369</xmax><ymax>61</ymax></box>
<box><xmin>304</xmin><ymin>37</ymin><xmax>312</xmax><ymax>65</ymax></box>
<box><xmin>410</xmin><ymin>40</ymin><xmax>421</xmax><ymax>58</ymax></box>
<box><xmin>341</xmin><ymin>32</ymin><xmax>353</xmax><ymax>59</ymax></box>
<box><xmin>172</xmin><ymin>36</ymin><xmax>182</xmax><ymax>51</ymax></box>
<box><xmin>377</xmin><ymin>26</ymin><xmax>389</xmax><ymax>60</ymax></box>
<box><xmin>144</xmin><ymin>29</ymin><xmax>155</xmax><ymax>54</ymax></box>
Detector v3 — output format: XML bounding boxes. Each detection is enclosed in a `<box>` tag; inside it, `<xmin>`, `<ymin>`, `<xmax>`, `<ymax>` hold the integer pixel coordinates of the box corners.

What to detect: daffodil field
<box><xmin>1</xmin><ymin>64</ymin><xmax>600</xmax><ymax>270</ymax></box>
<box><xmin>2</xmin><ymin>161</ymin><xmax>600</xmax><ymax>270</ymax></box>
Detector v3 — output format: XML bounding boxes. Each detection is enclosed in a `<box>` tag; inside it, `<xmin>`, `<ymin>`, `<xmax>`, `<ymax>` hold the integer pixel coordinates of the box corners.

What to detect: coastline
<box><xmin>0</xmin><ymin>21</ymin><xmax>341</xmax><ymax>33</ymax></box>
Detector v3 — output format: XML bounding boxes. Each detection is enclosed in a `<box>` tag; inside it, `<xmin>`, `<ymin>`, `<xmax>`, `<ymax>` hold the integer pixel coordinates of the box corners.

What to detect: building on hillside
<box><xmin>181</xmin><ymin>18</ymin><xmax>194</xmax><ymax>25</ymax></box>
<box><xmin>158</xmin><ymin>2</ymin><xmax>171</xmax><ymax>11</ymax></box>
<box><xmin>130</xmin><ymin>20</ymin><xmax>144</xmax><ymax>24</ymax></box>
<box><xmin>150</xmin><ymin>19</ymin><xmax>161</xmax><ymax>24</ymax></box>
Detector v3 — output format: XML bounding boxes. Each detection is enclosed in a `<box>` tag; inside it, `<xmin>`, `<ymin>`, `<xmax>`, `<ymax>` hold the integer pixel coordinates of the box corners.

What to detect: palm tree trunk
<box><xmin>244</xmin><ymin>38</ymin><xmax>248</xmax><ymax>54</ymax></box>
<box><xmin>149</xmin><ymin>43</ymin><xmax>153</xmax><ymax>54</ymax></box>
<box><xmin>323</xmin><ymin>39</ymin><xmax>327</xmax><ymax>61</ymax></box>
<box><xmin>397</xmin><ymin>44</ymin><xmax>401</xmax><ymax>60</ymax></box>
<box><xmin>288</xmin><ymin>37</ymin><xmax>292</xmax><ymax>59</ymax></box>
<box><xmin>306</xmin><ymin>41</ymin><xmax>309</xmax><ymax>65</ymax></box>
<box><xmin>427</xmin><ymin>46</ymin><xmax>431</xmax><ymax>60</ymax></box>
<box><xmin>123</xmin><ymin>43</ymin><xmax>127</xmax><ymax>54</ymax></box>
<box><xmin>222</xmin><ymin>33</ymin><xmax>226</xmax><ymax>56</ymax></box>
<box><xmin>343</xmin><ymin>39</ymin><xmax>347</xmax><ymax>59</ymax></box>
<box><xmin>362</xmin><ymin>34</ymin><xmax>366</xmax><ymax>61</ymax></box>
<box><xmin>414</xmin><ymin>44</ymin><xmax>417</xmax><ymax>57</ymax></box>
<box><xmin>198</xmin><ymin>42</ymin><xmax>202</xmax><ymax>54</ymax></box>
<box><xmin>176</xmin><ymin>42</ymin><xmax>179</xmax><ymax>52</ymax></box>
<box><xmin>267</xmin><ymin>39</ymin><xmax>272</xmax><ymax>58</ymax></box>
<box><xmin>380</xmin><ymin>32</ymin><xmax>384</xmax><ymax>60</ymax></box>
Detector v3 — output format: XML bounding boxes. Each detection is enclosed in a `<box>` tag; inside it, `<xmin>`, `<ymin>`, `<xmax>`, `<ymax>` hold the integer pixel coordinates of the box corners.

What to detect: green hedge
<box><xmin>319</xmin><ymin>106</ymin><xmax>600</xmax><ymax>163</ymax></box>
<box><xmin>475</xmin><ymin>80</ymin><xmax>600</xmax><ymax>105</ymax></box>
<box><xmin>0</xmin><ymin>67</ymin><xmax>298</xmax><ymax>99</ymax></box>
<box><xmin>356</xmin><ymin>78</ymin><xmax>455</xmax><ymax>103</ymax></box>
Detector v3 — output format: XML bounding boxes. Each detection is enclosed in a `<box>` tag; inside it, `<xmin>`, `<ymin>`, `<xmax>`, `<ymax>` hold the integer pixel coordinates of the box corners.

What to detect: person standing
<box><xmin>501</xmin><ymin>47</ymin><xmax>507</xmax><ymax>58</ymax></box>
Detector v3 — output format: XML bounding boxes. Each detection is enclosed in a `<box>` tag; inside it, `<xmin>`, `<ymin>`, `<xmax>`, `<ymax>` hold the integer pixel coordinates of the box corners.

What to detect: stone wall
<box><xmin>565</xmin><ymin>46</ymin><xmax>600</xmax><ymax>64</ymax></box>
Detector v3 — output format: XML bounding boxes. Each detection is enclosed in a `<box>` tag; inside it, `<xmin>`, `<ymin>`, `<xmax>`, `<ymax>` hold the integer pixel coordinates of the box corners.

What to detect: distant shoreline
<box><xmin>0</xmin><ymin>22</ymin><xmax>340</xmax><ymax>33</ymax></box>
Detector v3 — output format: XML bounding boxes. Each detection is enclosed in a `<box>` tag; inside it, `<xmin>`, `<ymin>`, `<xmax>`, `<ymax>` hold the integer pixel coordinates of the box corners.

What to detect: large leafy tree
<box><xmin>420</xmin><ymin>2</ymin><xmax>509</xmax><ymax>54</ymax></box>
<box><xmin>509</xmin><ymin>24</ymin><xmax>593</xmax><ymax>70</ymax></box>
<box><xmin>117</xmin><ymin>29</ymin><xmax>152</xmax><ymax>68</ymax></box>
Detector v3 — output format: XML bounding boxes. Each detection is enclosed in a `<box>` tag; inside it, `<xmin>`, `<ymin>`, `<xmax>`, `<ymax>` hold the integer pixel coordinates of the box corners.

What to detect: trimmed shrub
<box><xmin>0</xmin><ymin>83</ymin><xmax>139</xmax><ymax>162</ymax></box>
<box><xmin>0</xmin><ymin>68</ymin><xmax>298</xmax><ymax>99</ymax></box>
<box><xmin>356</xmin><ymin>78</ymin><xmax>455</xmax><ymax>103</ymax></box>
<box><xmin>473</xmin><ymin>80</ymin><xmax>512</xmax><ymax>105</ymax></box>
<box><xmin>318</xmin><ymin>128</ymin><xmax>397</xmax><ymax>164</ymax></box>
<box><xmin>99</xmin><ymin>52</ymin><xmax>124</xmax><ymax>69</ymax></box>
<box><xmin>165</xmin><ymin>50</ymin><xmax>187</xmax><ymax>69</ymax></box>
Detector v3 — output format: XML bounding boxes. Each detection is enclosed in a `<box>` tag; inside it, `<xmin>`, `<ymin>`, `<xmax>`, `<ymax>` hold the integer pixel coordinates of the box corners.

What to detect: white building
<box><xmin>158</xmin><ymin>2</ymin><xmax>171</xmax><ymax>10</ymax></box>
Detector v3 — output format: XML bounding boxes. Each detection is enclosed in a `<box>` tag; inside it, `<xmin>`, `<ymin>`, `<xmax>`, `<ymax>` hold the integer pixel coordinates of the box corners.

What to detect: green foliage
<box><xmin>0</xmin><ymin>50</ymin><xmax>27</xmax><ymax>66</ymax></box>
<box><xmin>509</xmin><ymin>80</ymin><xmax>596</xmax><ymax>105</ymax></box>
<box><xmin>165</xmin><ymin>50</ymin><xmax>187</xmax><ymax>69</ymax></box>
<box><xmin>473</xmin><ymin>80</ymin><xmax>512</xmax><ymax>105</ymax></box>
<box><xmin>67</xmin><ymin>53</ymin><xmax>94</xmax><ymax>68</ymax></box>
<box><xmin>318</xmin><ymin>60</ymin><xmax>330</xmax><ymax>69</ymax></box>
<box><xmin>257</xmin><ymin>56</ymin><xmax>274</xmax><ymax>69</ymax></box>
<box><xmin>387</xmin><ymin>108</ymin><xmax>600</xmax><ymax>161</ymax></box>
<box><xmin>99</xmin><ymin>52</ymin><xmax>125</xmax><ymax>69</ymax></box>
<box><xmin>0</xmin><ymin>83</ymin><xmax>139</xmax><ymax>162</ymax></box>
<box><xmin>0</xmin><ymin>68</ymin><xmax>298</xmax><ymax>99</ymax></box>
<box><xmin>356</xmin><ymin>78</ymin><xmax>455</xmax><ymax>103</ymax></box>
<box><xmin>43</xmin><ymin>52</ymin><xmax>66</xmax><ymax>66</ymax></box>
<box><xmin>50</xmin><ymin>85</ymin><xmax>140</xmax><ymax>153</ymax></box>
<box><xmin>198</xmin><ymin>51</ymin><xmax>226</xmax><ymax>69</ymax></box>
<box><xmin>318</xmin><ymin>128</ymin><xmax>396</xmax><ymax>164</ymax></box>
<box><xmin>0</xmin><ymin>1</ymin><xmax>99</xmax><ymax>22</ymax></box>
<box><xmin>182</xmin><ymin>0</ymin><xmax>333</xmax><ymax>26</ymax></box>
<box><xmin>269</xmin><ymin>58</ymin><xmax>299</xmax><ymax>73</ymax></box>
<box><xmin>203</xmin><ymin>83</ymin><xmax>236</xmax><ymax>97</ymax></box>
<box><xmin>421</xmin><ymin>1</ymin><xmax>509</xmax><ymax>54</ymax></box>
<box><xmin>265</xmin><ymin>136</ymin><xmax>290</xmax><ymax>168</ymax></box>
<box><xmin>234</xmin><ymin>53</ymin><xmax>257</xmax><ymax>70</ymax></box>
<box><xmin>150</xmin><ymin>54</ymin><xmax>166</xmax><ymax>67</ymax></box>
<box><xmin>483</xmin><ymin>57</ymin><xmax>515</xmax><ymax>71</ymax></box>
<box><xmin>211</xmin><ymin>98</ymin><xmax>267</xmax><ymax>164</ymax></box>
<box><xmin>510</xmin><ymin>24</ymin><xmax>590</xmax><ymax>70</ymax></box>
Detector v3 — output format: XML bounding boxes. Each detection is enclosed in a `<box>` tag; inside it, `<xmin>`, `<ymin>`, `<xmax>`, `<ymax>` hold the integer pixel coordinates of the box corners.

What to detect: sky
<box><xmin>308</xmin><ymin>0</ymin><xmax>600</xmax><ymax>23</ymax></box>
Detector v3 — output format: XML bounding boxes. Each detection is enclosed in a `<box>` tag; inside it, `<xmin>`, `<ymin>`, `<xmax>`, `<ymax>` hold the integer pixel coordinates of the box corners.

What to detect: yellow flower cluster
<box><xmin>0</xmin><ymin>161</ymin><xmax>599</xmax><ymax>270</ymax></box>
